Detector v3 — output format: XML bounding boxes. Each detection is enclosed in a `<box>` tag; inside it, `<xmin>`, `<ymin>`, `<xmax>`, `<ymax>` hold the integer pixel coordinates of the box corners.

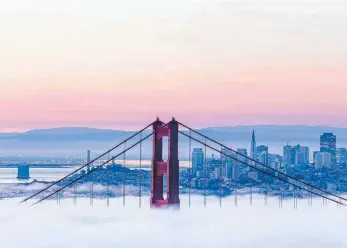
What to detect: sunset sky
<box><xmin>1</xmin><ymin>0</ymin><xmax>347</xmax><ymax>132</ymax></box>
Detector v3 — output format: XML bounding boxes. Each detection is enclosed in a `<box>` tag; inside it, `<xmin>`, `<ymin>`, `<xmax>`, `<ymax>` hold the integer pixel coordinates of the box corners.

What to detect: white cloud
<box><xmin>0</xmin><ymin>195</ymin><xmax>346</xmax><ymax>248</ymax></box>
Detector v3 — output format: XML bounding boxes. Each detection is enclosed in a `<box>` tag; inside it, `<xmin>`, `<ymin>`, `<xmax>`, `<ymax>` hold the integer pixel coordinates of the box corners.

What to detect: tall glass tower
<box><xmin>250</xmin><ymin>130</ymin><xmax>257</xmax><ymax>172</ymax></box>
<box><xmin>320</xmin><ymin>133</ymin><xmax>337</xmax><ymax>169</ymax></box>
<box><xmin>251</xmin><ymin>130</ymin><xmax>257</xmax><ymax>161</ymax></box>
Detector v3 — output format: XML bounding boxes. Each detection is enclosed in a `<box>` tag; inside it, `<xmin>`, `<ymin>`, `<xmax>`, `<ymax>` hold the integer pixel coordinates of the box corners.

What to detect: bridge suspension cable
<box><xmin>20</xmin><ymin>122</ymin><xmax>154</xmax><ymax>204</ymax></box>
<box><xmin>204</xmin><ymin>138</ymin><xmax>207</xmax><ymax>208</ymax></box>
<box><xmin>177</xmin><ymin>121</ymin><xmax>347</xmax><ymax>204</ymax></box>
<box><xmin>29</xmin><ymin>131</ymin><xmax>154</xmax><ymax>207</ymax></box>
<box><xmin>178</xmin><ymin>128</ymin><xmax>347</xmax><ymax>207</ymax></box>
<box><xmin>188</xmin><ymin>130</ymin><xmax>192</xmax><ymax>208</ymax></box>
<box><xmin>139</xmin><ymin>132</ymin><xmax>142</xmax><ymax>208</ymax></box>
<box><xmin>123</xmin><ymin>142</ymin><xmax>126</xmax><ymax>208</ymax></box>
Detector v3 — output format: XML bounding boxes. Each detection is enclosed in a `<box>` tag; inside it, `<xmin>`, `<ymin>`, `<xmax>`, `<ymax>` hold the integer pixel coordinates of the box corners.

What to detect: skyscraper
<box><xmin>337</xmin><ymin>148</ymin><xmax>347</xmax><ymax>167</ymax></box>
<box><xmin>313</xmin><ymin>151</ymin><xmax>319</xmax><ymax>165</ymax></box>
<box><xmin>221</xmin><ymin>148</ymin><xmax>234</xmax><ymax>163</ymax></box>
<box><xmin>236</xmin><ymin>148</ymin><xmax>248</xmax><ymax>165</ymax></box>
<box><xmin>268</xmin><ymin>154</ymin><xmax>282</xmax><ymax>170</ymax></box>
<box><xmin>249</xmin><ymin>130</ymin><xmax>258</xmax><ymax>179</ymax></box>
<box><xmin>251</xmin><ymin>130</ymin><xmax>256</xmax><ymax>162</ymax></box>
<box><xmin>315</xmin><ymin>152</ymin><xmax>332</xmax><ymax>170</ymax></box>
<box><xmin>234</xmin><ymin>148</ymin><xmax>248</xmax><ymax>180</ymax></box>
<box><xmin>221</xmin><ymin>148</ymin><xmax>234</xmax><ymax>178</ymax></box>
<box><xmin>320</xmin><ymin>133</ymin><xmax>336</xmax><ymax>168</ymax></box>
<box><xmin>302</xmin><ymin>146</ymin><xmax>310</xmax><ymax>164</ymax></box>
<box><xmin>256</xmin><ymin>145</ymin><xmax>269</xmax><ymax>165</ymax></box>
<box><xmin>283</xmin><ymin>145</ymin><xmax>294</xmax><ymax>167</ymax></box>
<box><xmin>292</xmin><ymin>144</ymin><xmax>310</xmax><ymax>165</ymax></box>
<box><xmin>87</xmin><ymin>150</ymin><xmax>91</xmax><ymax>172</ymax></box>
<box><xmin>192</xmin><ymin>148</ymin><xmax>204</xmax><ymax>175</ymax></box>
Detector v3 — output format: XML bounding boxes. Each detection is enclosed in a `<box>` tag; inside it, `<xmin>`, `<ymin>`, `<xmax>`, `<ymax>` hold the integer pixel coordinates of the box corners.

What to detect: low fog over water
<box><xmin>0</xmin><ymin>195</ymin><xmax>346</xmax><ymax>248</ymax></box>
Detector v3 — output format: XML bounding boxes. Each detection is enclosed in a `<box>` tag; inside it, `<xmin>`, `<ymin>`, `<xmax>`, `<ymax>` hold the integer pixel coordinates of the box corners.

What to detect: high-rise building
<box><xmin>268</xmin><ymin>154</ymin><xmax>282</xmax><ymax>170</ymax></box>
<box><xmin>292</xmin><ymin>144</ymin><xmax>310</xmax><ymax>165</ymax></box>
<box><xmin>337</xmin><ymin>148</ymin><xmax>347</xmax><ymax>167</ymax></box>
<box><xmin>221</xmin><ymin>148</ymin><xmax>234</xmax><ymax>163</ymax></box>
<box><xmin>313</xmin><ymin>151</ymin><xmax>319</xmax><ymax>165</ymax></box>
<box><xmin>283</xmin><ymin>145</ymin><xmax>294</xmax><ymax>167</ymax></box>
<box><xmin>295</xmin><ymin>152</ymin><xmax>305</xmax><ymax>165</ymax></box>
<box><xmin>256</xmin><ymin>145</ymin><xmax>269</xmax><ymax>165</ymax></box>
<box><xmin>249</xmin><ymin>130</ymin><xmax>258</xmax><ymax>179</ymax></box>
<box><xmin>256</xmin><ymin>145</ymin><xmax>268</xmax><ymax>154</ymax></box>
<box><xmin>229</xmin><ymin>148</ymin><xmax>247</xmax><ymax>181</ymax></box>
<box><xmin>283</xmin><ymin>144</ymin><xmax>309</xmax><ymax>167</ymax></box>
<box><xmin>302</xmin><ymin>146</ymin><xmax>310</xmax><ymax>164</ymax></box>
<box><xmin>320</xmin><ymin>133</ymin><xmax>336</xmax><ymax>168</ymax></box>
<box><xmin>87</xmin><ymin>150</ymin><xmax>91</xmax><ymax>172</ymax></box>
<box><xmin>236</xmin><ymin>148</ymin><xmax>248</xmax><ymax>166</ymax></box>
<box><xmin>237</xmin><ymin>148</ymin><xmax>248</xmax><ymax>159</ymax></box>
<box><xmin>221</xmin><ymin>148</ymin><xmax>234</xmax><ymax>178</ymax></box>
<box><xmin>250</xmin><ymin>130</ymin><xmax>256</xmax><ymax>162</ymax></box>
<box><xmin>207</xmin><ymin>156</ymin><xmax>220</xmax><ymax>172</ymax></box>
<box><xmin>315</xmin><ymin>152</ymin><xmax>332</xmax><ymax>170</ymax></box>
<box><xmin>192</xmin><ymin>148</ymin><xmax>204</xmax><ymax>174</ymax></box>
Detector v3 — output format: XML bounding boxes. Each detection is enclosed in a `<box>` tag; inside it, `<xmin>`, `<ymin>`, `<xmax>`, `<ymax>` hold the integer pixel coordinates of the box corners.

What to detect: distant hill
<box><xmin>198</xmin><ymin>125</ymin><xmax>347</xmax><ymax>143</ymax></box>
<box><xmin>1</xmin><ymin>125</ymin><xmax>347</xmax><ymax>142</ymax></box>
<box><xmin>0</xmin><ymin>125</ymin><xmax>347</xmax><ymax>157</ymax></box>
<box><xmin>0</xmin><ymin>127</ymin><xmax>137</xmax><ymax>142</ymax></box>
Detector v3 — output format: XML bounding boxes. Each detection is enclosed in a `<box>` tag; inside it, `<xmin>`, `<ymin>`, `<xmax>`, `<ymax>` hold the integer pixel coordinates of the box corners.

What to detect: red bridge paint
<box><xmin>151</xmin><ymin>118</ymin><xmax>180</xmax><ymax>208</ymax></box>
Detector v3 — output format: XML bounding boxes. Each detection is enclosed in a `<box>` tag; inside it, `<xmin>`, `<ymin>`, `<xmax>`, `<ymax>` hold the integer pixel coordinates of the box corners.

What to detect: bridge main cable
<box><xmin>20</xmin><ymin>122</ymin><xmax>155</xmax><ymax>204</ymax></box>
<box><xmin>30</xmin><ymin>131</ymin><xmax>154</xmax><ymax>207</ymax></box>
<box><xmin>178</xmin><ymin>127</ymin><xmax>347</xmax><ymax>207</ymax></box>
<box><xmin>178</xmin><ymin>121</ymin><xmax>347</xmax><ymax>203</ymax></box>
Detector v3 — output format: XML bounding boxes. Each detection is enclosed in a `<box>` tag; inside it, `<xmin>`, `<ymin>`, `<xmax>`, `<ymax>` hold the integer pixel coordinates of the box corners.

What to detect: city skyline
<box><xmin>1</xmin><ymin>0</ymin><xmax>347</xmax><ymax>132</ymax></box>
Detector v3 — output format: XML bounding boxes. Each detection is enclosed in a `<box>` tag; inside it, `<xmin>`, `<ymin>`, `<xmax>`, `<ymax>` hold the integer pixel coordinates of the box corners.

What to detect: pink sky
<box><xmin>0</xmin><ymin>1</ymin><xmax>347</xmax><ymax>132</ymax></box>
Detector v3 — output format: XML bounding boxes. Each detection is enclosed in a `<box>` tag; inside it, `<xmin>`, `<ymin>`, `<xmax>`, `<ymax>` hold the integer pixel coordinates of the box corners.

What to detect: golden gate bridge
<box><xmin>21</xmin><ymin>118</ymin><xmax>347</xmax><ymax>208</ymax></box>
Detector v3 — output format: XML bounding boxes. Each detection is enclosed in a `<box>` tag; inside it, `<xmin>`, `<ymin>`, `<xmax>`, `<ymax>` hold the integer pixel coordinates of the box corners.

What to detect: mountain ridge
<box><xmin>1</xmin><ymin>125</ymin><xmax>347</xmax><ymax>142</ymax></box>
<box><xmin>0</xmin><ymin>125</ymin><xmax>347</xmax><ymax>156</ymax></box>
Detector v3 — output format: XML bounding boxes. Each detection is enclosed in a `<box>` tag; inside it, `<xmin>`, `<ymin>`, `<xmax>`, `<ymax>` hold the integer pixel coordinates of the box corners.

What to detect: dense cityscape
<box><xmin>4</xmin><ymin>130</ymin><xmax>346</xmax><ymax>200</ymax></box>
<box><xmin>178</xmin><ymin>131</ymin><xmax>347</xmax><ymax>196</ymax></box>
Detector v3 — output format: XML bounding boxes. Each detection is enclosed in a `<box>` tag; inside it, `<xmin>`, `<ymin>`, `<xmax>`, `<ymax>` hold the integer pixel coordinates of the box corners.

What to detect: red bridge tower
<box><xmin>151</xmin><ymin>118</ymin><xmax>180</xmax><ymax>207</ymax></box>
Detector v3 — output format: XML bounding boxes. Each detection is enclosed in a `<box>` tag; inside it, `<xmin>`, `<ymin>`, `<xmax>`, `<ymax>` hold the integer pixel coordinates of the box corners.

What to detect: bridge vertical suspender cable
<box><xmin>188</xmin><ymin>131</ymin><xmax>192</xmax><ymax>209</ymax></box>
<box><xmin>90</xmin><ymin>173</ymin><xmax>94</xmax><ymax>207</ymax></box>
<box><xmin>107</xmin><ymin>163</ymin><xmax>110</xmax><ymax>207</ymax></box>
<box><xmin>123</xmin><ymin>142</ymin><xmax>126</xmax><ymax>208</ymax></box>
<box><xmin>234</xmin><ymin>170</ymin><xmax>238</xmax><ymax>207</ymax></box>
<box><xmin>219</xmin><ymin>152</ymin><xmax>222</xmax><ymax>208</ymax></box>
<box><xmin>204</xmin><ymin>138</ymin><xmax>207</xmax><ymax>208</ymax></box>
<box><xmin>73</xmin><ymin>182</ymin><xmax>77</xmax><ymax>206</ymax></box>
<box><xmin>295</xmin><ymin>181</ymin><xmax>298</xmax><ymax>209</ymax></box>
<box><xmin>139</xmin><ymin>132</ymin><xmax>142</xmax><ymax>209</ymax></box>
<box><xmin>250</xmin><ymin>173</ymin><xmax>253</xmax><ymax>206</ymax></box>
<box><xmin>293</xmin><ymin>183</ymin><xmax>296</xmax><ymax>209</ymax></box>
<box><xmin>276</xmin><ymin>179</ymin><xmax>282</xmax><ymax>208</ymax></box>
<box><xmin>264</xmin><ymin>173</ymin><xmax>269</xmax><ymax>206</ymax></box>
